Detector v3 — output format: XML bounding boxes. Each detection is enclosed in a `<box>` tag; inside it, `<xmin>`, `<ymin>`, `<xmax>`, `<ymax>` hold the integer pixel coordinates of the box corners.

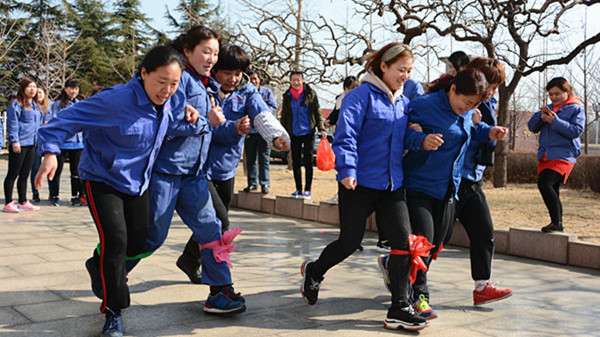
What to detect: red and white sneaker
<box><xmin>473</xmin><ymin>282</ymin><xmax>512</xmax><ymax>305</ymax></box>
<box><xmin>18</xmin><ymin>200</ymin><xmax>40</xmax><ymax>211</ymax></box>
<box><xmin>3</xmin><ymin>201</ymin><xmax>20</xmax><ymax>213</ymax></box>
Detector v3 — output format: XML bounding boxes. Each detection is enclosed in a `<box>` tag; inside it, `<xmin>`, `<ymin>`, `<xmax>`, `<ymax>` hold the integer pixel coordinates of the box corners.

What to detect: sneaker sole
<box><xmin>2</xmin><ymin>209</ymin><xmax>19</xmax><ymax>213</ymax></box>
<box><xmin>204</xmin><ymin>304</ymin><xmax>246</xmax><ymax>314</ymax></box>
<box><xmin>384</xmin><ymin>318</ymin><xmax>428</xmax><ymax>331</ymax></box>
<box><xmin>377</xmin><ymin>255</ymin><xmax>391</xmax><ymax>294</ymax></box>
<box><xmin>300</xmin><ymin>260</ymin><xmax>316</xmax><ymax>305</ymax></box>
<box><xmin>474</xmin><ymin>291</ymin><xmax>513</xmax><ymax>306</ymax></box>
<box><xmin>375</xmin><ymin>246</ymin><xmax>391</xmax><ymax>253</ymax></box>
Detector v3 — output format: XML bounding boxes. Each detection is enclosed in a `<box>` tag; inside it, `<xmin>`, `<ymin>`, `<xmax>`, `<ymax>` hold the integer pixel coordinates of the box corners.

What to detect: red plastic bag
<box><xmin>316</xmin><ymin>137</ymin><xmax>335</xmax><ymax>171</ymax></box>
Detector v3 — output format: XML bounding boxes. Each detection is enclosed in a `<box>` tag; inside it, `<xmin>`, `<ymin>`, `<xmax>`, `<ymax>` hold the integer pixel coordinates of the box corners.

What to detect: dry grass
<box><xmin>234</xmin><ymin>161</ymin><xmax>600</xmax><ymax>244</ymax></box>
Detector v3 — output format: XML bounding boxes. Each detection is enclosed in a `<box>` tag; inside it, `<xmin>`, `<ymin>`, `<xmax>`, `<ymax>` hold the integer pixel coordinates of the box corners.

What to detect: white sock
<box><xmin>475</xmin><ymin>280</ymin><xmax>488</xmax><ymax>291</ymax></box>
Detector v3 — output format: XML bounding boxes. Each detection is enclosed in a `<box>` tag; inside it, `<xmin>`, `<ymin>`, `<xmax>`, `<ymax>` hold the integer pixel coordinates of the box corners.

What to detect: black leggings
<box><xmin>312</xmin><ymin>184</ymin><xmax>412</xmax><ymax>306</ymax></box>
<box><xmin>4</xmin><ymin>145</ymin><xmax>35</xmax><ymax>204</ymax></box>
<box><xmin>291</xmin><ymin>134</ymin><xmax>314</xmax><ymax>192</ymax></box>
<box><xmin>537</xmin><ymin>169</ymin><xmax>564</xmax><ymax>225</ymax></box>
<box><xmin>407</xmin><ymin>189</ymin><xmax>456</xmax><ymax>300</ymax></box>
<box><xmin>50</xmin><ymin>149</ymin><xmax>84</xmax><ymax>198</ymax></box>
<box><xmin>85</xmin><ymin>180</ymin><xmax>149</xmax><ymax>313</ymax></box>
<box><xmin>456</xmin><ymin>179</ymin><xmax>494</xmax><ymax>281</ymax></box>
<box><xmin>181</xmin><ymin>177</ymin><xmax>235</xmax><ymax>262</ymax></box>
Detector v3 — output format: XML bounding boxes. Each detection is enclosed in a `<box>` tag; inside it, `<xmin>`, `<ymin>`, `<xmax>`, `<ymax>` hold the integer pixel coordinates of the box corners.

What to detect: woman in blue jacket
<box><xmin>455</xmin><ymin>57</ymin><xmax>512</xmax><ymax>305</ymax></box>
<box><xmin>527</xmin><ymin>77</ymin><xmax>585</xmax><ymax>233</ymax></box>
<box><xmin>46</xmin><ymin>79</ymin><xmax>86</xmax><ymax>207</ymax></box>
<box><xmin>402</xmin><ymin>69</ymin><xmax>507</xmax><ymax>319</ymax></box>
<box><xmin>30</xmin><ymin>85</ymin><xmax>52</xmax><ymax>203</ymax></box>
<box><xmin>300</xmin><ymin>43</ymin><xmax>427</xmax><ymax>331</ymax></box>
<box><xmin>3</xmin><ymin>77</ymin><xmax>43</xmax><ymax>213</ymax></box>
<box><xmin>35</xmin><ymin>45</ymin><xmax>189</xmax><ymax>337</ymax></box>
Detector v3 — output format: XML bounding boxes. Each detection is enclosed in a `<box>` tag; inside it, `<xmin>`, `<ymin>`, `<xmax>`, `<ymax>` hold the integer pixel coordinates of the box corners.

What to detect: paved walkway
<box><xmin>1</xmin><ymin>195</ymin><xmax>600</xmax><ymax>337</ymax></box>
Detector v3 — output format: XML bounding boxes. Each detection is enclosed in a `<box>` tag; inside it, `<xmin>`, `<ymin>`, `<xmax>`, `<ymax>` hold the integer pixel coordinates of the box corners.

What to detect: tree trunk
<box><xmin>493</xmin><ymin>88</ymin><xmax>512</xmax><ymax>187</ymax></box>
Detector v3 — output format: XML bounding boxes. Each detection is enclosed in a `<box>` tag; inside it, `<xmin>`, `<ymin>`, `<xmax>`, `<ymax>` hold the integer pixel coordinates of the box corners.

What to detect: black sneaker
<box><xmin>102</xmin><ymin>308</ymin><xmax>123</xmax><ymax>337</ymax></box>
<box><xmin>300</xmin><ymin>260</ymin><xmax>322</xmax><ymax>305</ymax></box>
<box><xmin>384</xmin><ymin>305</ymin><xmax>428</xmax><ymax>331</ymax></box>
<box><xmin>71</xmin><ymin>197</ymin><xmax>85</xmax><ymax>206</ymax></box>
<box><xmin>542</xmin><ymin>222</ymin><xmax>564</xmax><ymax>233</ymax></box>
<box><xmin>261</xmin><ymin>185</ymin><xmax>269</xmax><ymax>194</ymax></box>
<box><xmin>243</xmin><ymin>185</ymin><xmax>257</xmax><ymax>192</ymax></box>
<box><xmin>32</xmin><ymin>192</ymin><xmax>40</xmax><ymax>203</ymax></box>
<box><xmin>176</xmin><ymin>255</ymin><xmax>202</xmax><ymax>284</ymax></box>
<box><xmin>375</xmin><ymin>240</ymin><xmax>391</xmax><ymax>253</ymax></box>
<box><xmin>50</xmin><ymin>196</ymin><xmax>60</xmax><ymax>207</ymax></box>
<box><xmin>85</xmin><ymin>257</ymin><xmax>104</xmax><ymax>299</ymax></box>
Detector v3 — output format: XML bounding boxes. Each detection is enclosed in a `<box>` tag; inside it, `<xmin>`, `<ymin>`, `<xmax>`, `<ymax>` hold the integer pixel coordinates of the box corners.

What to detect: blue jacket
<box><xmin>206</xmin><ymin>79</ymin><xmax>270</xmax><ymax>181</ymax></box>
<box><xmin>527</xmin><ymin>101</ymin><xmax>585</xmax><ymax>163</ymax></box>
<box><xmin>404</xmin><ymin>90</ymin><xmax>491</xmax><ymax>200</ymax></box>
<box><xmin>6</xmin><ymin>99</ymin><xmax>43</xmax><ymax>146</ymax></box>
<box><xmin>37</xmin><ymin>75</ymin><xmax>181</xmax><ymax>196</ymax></box>
<box><xmin>0</xmin><ymin>118</ymin><xmax>3</xmax><ymax>148</ymax></box>
<box><xmin>403</xmin><ymin>78</ymin><xmax>425</xmax><ymax>101</ymax></box>
<box><xmin>249</xmin><ymin>85</ymin><xmax>277</xmax><ymax>135</ymax></box>
<box><xmin>461</xmin><ymin>98</ymin><xmax>497</xmax><ymax>182</ymax></box>
<box><xmin>333</xmin><ymin>82</ymin><xmax>408</xmax><ymax>191</ymax></box>
<box><xmin>153</xmin><ymin>69</ymin><xmax>216</xmax><ymax>176</ymax></box>
<box><xmin>48</xmin><ymin>99</ymin><xmax>84</xmax><ymax>150</ymax></box>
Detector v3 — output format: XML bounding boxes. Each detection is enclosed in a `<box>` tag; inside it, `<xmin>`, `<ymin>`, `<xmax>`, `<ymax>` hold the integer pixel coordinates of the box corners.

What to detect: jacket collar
<box><xmin>361</xmin><ymin>71</ymin><xmax>403</xmax><ymax>105</ymax></box>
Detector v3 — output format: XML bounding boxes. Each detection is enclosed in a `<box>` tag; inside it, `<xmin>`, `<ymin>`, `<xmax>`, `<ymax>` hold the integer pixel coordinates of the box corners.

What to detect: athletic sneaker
<box><xmin>302</xmin><ymin>191</ymin><xmax>311</xmax><ymax>199</ymax></box>
<box><xmin>85</xmin><ymin>257</ymin><xmax>104</xmax><ymax>299</ymax></box>
<box><xmin>71</xmin><ymin>197</ymin><xmax>86</xmax><ymax>206</ymax></box>
<box><xmin>384</xmin><ymin>305</ymin><xmax>428</xmax><ymax>331</ymax></box>
<box><xmin>300</xmin><ymin>260</ymin><xmax>322</xmax><ymax>305</ymax></box>
<box><xmin>50</xmin><ymin>196</ymin><xmax>60</xmax><ymax>207</ymax></box>
<box><xmin>102</xmin><ymin>308</ymin><xmax>123</xmax><ymax>337</ymax></box>
<box><xmin>473</xmin><ymin>282</ymin><xmax>513</xmax><ymax>305</ymax></box>
<box><xmin>377</xmin><ymin>255</ymin><xmax>392</xmax><ymax>293</ymax></box>
<box><xmin>176</xmin><ymin>255</ymin><xmax>202</xmax><ymax>284</ymax></box>
<box><xmin>79</xmin><ymin>195</ymin><xmax>88</xmax><ymax>206</ymax></box>
<box><xmin>541</xmin><ymin>222</ymin><xmax>564</xmax><ymax>233</ymax></box>
<box><xmin>375</xmin><ymin>240</ymin><xmax>391</xmax><ymax>253</ymax></box>
<box><xmin>18</xmin><ymin>200</ymin><xmax>40</xmax><ymax>211</ymax></box>
<box><xmin>291</xmin><ymin>190</ymin><xmax>302</xmax><ymax>198</ymax></box>
<box><xmin>225</xmin><ymin>285</ymin><xmax>246</xmax><ymax>303</ymax></box>
<box><xmin>3</xmin><ymin>201</ymin><xmax>20</xmax><ymax>213</ymax></box>
<box><xmin>204</xmin><ymin>290</ymin><xmax>246</xmax><ymax>314</ymax></box>
<box><xmin>413</xmin><ymin>294</ymin><xmax>438</xmax><ymax>319</ymax></box>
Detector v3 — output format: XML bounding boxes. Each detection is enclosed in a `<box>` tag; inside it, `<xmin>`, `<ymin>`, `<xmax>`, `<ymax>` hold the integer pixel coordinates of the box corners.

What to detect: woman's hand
<box><xmin>273</xmin><ymin>136</ymin><xmax>290</xmax><ymax>151</ymax></box>
<box><xmin>489</xmin><ymin>126</ymin><xmax>508</xmax><ymax>141</ymax></box>
<box><xmin>408</xmin><ymin>122</ymin><xmax>422</xmax><ymax>132</ymax></box>
<box><xmin>340</xmin><ymin>177</ymin><xmax>357</xmax><ymax>190</ymax></box>
<box><xmin>320</xmin><ymin>131</ymin><xmax>327</xmax><ymax>139</ymax></box>
<box><xmin>472</xmin><ymin>108</ymin><xmax>482</xmax><ymax>125</ymax></box>
<box><xmin>236</xmin><ymin>115</ymin><xmax>250</xmax><ymax>135</ymax></box>
<box><xmin>35</xmin><ymin>153</ymin><xmax>58</xmax><ymax>189</ymax></box>
<box><xmin>12</xmin><ymin>142</ymin><xmax>21</xmax><ymax>154</ymax></box>
<box><xmin>541</xmin><ymin>108</ymin><xmax>557</xmax><ymax>123</ymax></box>
<box><xmin>184</xmin><ymin>104</ymin><xmax>199</xmax><ymax>124</ymax></box>
<box><xmin>208</xmin><ymin>97</ymin><xmax>226</xmax><ymax>127</ymax></box>
<box><xmin>422</xmin><ymin>134</ymin><xmax>444</xmax><ymax>151</ymax></box>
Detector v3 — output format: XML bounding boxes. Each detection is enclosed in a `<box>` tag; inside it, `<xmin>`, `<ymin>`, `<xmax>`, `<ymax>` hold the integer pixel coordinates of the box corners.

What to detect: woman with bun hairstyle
<box><xmin>35</xmin><ymin>45</ymin><xmax>193</xmax><ymax>337</ymax></box>
<box><xmin>527</xmin><ymin>77</ymin><xmax>585</xmax><ymax>233</ymax></box>
<box><xmin>300</xmin><ymin>43</ymin><xmax>428</xmax><ymax>331</ymax></box>
<box><xmin>3</xmin><ymin>77</ymin><xmax>43</xmax><ymax>213</ymax></box>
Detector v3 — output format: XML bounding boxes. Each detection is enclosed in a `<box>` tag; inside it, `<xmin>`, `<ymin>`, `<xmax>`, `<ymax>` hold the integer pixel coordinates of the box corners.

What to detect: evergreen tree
<box><xmin>165</xmin><ymin>0</ymin><xmax>229</xmax><ymax>34</ymax></box>
<box><xmin>113</xmin><ymin>0</ymin><xmax>154</xmax><ymax>80</ymax></box>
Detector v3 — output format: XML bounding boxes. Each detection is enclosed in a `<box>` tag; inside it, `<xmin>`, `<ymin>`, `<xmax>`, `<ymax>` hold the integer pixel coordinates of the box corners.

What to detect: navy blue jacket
<box><xmin>153</xmin><ymin>69</ymin><xmax>216</xmax><ymax>176</ymax></box>
<box><xmin>461</xmin><ymin>97</ymin><xmax>497</xmax><ymax>182</ymax></box>
<box><xmin>404</xmin><ymin>90</ymin><xmax>491</xmax><ymax>200</ymax></box>
<box><xmin>38</xmin><ymin>75</ymin><xmax>182</xmax><ymax>196</ymax></box>
<box><xmin>527</xmin><ymin>101</ymin><xmax>585</xmax><ymax>163</ymax></box>
<box><xmin>6</xmin><ymin>99</ymin><xmax>43</xmax><ymax>146</ymax></box>
<box><xmin>333</xmin><ymin>82</ymin><xmax>408</xmax><ymax>191</ymax></box>
<box><xmin>206</xmin><ymin>79</ymin><xmax>270</xmax><ymax>181</ymax></box>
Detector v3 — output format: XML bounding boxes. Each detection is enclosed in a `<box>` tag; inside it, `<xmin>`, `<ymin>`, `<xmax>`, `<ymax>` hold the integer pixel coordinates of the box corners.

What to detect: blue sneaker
<box><xmin>302</xmin><ymin>191</ymin><xmax>311</xmax><ymax>199</ymax></box>
<box><xmin>85</xmin><ymin>257</ymin><xmax>104</xmax><ymax>299</ymax></box>
<box><xmin>377</xmin><ymin>255</ymin><xmax>392</xmax><ymax>293</ymax></box>
<box><xmin>225</xmin><ymin>285</ymin><xmax>245</xmax><ymax>303</ymax></box>
<box><xmin>291</xmin><ymin>190</ymin><xmax>302</xmax><ymax>198</ymax></box>
<box><xmin>204</xmin><ymin>290</ymin><xmax>246</xmax><ymax>314</ymax></box>
<box><xmin>102</xmin><ymin>308</ymin><xmax>123</xmax><ymax>337</ymax></box>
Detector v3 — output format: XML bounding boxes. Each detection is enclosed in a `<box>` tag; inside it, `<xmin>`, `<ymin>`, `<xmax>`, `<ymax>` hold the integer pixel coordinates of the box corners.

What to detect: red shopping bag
<box><xmin>316</xmin><ymin>137</ymin><xmax>335</xmax><ymax>171</ymax></box>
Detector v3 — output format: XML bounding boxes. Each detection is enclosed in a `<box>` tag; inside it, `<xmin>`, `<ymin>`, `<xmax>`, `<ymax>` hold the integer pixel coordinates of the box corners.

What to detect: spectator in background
<box><xmin>244</xmin><ymin>70</ymin><xmax>278</xmax><ymax>194</ymax></box>
<box><xmin>46</xmin><ymin>79</ymin><xmax>87</xmax><ymax>207</ymax></box>
<box><xmin>447</xmin><ymin>51</ymin><xmax>470</xmax><ymax>75</ymax></box>
<box><xmin>324</xmin><ymin>76</ymin><xmax>359</xmax><ymax>128</ymax></box>
<box><xmin>3</xmin><ymin>77</ymin><xmax>42</xmax><ymax>213</ymax></box>
<box><xmin>30</xmin><ymin>85</ymin><xmax>52</xmax><ymax>202</ymax></box>
<box><xmin>280</xmin><ymin>70</ymin><xmax>326</xmax><ymax>199</ymax></box>
<box><xmin>527</xmin><ymin>77</ymin><xmax>585</xmax><ymax>233</ymax></box>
